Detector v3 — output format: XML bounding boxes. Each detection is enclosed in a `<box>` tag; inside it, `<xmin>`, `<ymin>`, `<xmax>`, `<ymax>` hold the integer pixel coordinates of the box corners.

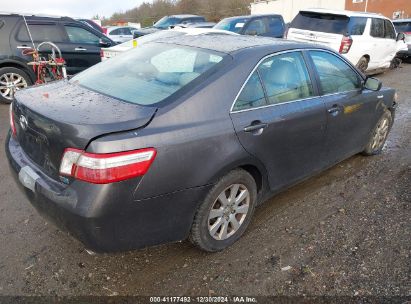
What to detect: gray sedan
<box><xmin>6</xmin><ymin>35</ymin><xmax>396</xmax><ymax>253</ymax></box>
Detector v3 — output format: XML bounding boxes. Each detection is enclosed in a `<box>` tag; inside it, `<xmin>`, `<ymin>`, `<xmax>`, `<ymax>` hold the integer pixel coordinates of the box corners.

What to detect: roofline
<box><xmin>0</xmin><ymin>11</ymin><xmax>72</xmax><ymax>19</ymax></box>
<box><xmin>300</xmin><ymin>8</ymin><xmax>385</xmax><ymax>18</ymax></box>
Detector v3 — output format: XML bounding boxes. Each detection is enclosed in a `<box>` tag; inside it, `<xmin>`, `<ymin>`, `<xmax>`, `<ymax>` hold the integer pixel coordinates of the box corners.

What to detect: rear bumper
<box><xmin>6</xmin><ymin>133</ymin><xmax>211</xmax><ymax>252</ymax></box>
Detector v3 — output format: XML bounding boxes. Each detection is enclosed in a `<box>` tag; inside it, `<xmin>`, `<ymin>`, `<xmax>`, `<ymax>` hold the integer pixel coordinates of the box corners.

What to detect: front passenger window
<box><xmin>310</xmin><ymin>51</ymin><xmax>361</xmax><ymax>95</ymax></box>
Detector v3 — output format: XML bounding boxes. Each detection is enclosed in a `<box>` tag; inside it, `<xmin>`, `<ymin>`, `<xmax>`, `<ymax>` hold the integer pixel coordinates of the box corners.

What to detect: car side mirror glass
<box><xmin>364</xmin><ymin>77</ymin><xmax>382</xmax><ymax>91</ymax></box>
<box><xmin>99</xmin><ymin>38</ymin><xmax>111</xmax><ymax>47</ymax></box>
<box><xmin>397</xmin><ymin>32</ymin><xmax>406</xmax><ymax>41</ymax></box>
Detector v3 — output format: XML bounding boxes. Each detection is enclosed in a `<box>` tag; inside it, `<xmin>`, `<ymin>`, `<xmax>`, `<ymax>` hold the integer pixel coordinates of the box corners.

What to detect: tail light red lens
<box><xmin>339</xmin><ymin>36</ymin><xmax>353</xmax><ymax>54</ymax></box>
<box><xmin>60</xmin><ymin>148</ymin><xmax>156</xmax><ymax>184</ymax></box>
<box><xmin>9</xmin><ymin>103</ymin><xmax>16</xmax><ymax>137</ymax></box>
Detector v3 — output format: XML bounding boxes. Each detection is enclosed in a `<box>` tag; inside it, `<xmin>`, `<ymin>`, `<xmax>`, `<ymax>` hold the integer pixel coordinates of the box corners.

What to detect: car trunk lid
<box><xmin>12</xmin><ymin>81</ymin><xmax>157</xmax><ymax>179</ymax></box>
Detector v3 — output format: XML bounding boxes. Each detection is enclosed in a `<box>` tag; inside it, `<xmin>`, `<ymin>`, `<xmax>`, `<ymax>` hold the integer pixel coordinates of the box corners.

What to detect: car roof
<box><xmin>0</xmin><ymin>11</ymin><xmax>69</xmax><ymax>19</ymax></box>
<box><xmin>169</xmin><ymin>14</ymin><xmax>203</xmax><ymax>18</ymax></box>
<box><xmin>174</xmin><ymin>28</ymin><xmax>238</xmax><ymax>35</ymax></box>
<box><xmin>221</xmin><ymin>14</ymin><xmax>282</xmax><ymax>21</ymax></box>
<box><xmin>300</xmin><ymin>8</ymin><xmax>386</xmax><ymax>19</ymax></box>
<box><xmin>155</xmin><ymin>34</ymin><xmax>316</xmax><ymax>54</ymax></box>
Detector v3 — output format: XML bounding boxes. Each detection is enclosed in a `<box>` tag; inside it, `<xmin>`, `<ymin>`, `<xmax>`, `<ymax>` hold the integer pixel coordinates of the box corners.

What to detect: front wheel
<box><xmin>363</xmin><ymin>111</ymin><xmax>392</xmax><ymax>155</ymax></box>
<box><xmin>189</xmin><ymin>169</ymin><xmax>257</xmax><ymax>252</ymax></box>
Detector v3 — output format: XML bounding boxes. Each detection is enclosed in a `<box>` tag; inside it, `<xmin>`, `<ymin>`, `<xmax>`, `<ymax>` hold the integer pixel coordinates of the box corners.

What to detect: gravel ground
<box><xmin>0</xmin><ymin>63</ymin><xmax>410</xmax><ymax>298</ymax></box>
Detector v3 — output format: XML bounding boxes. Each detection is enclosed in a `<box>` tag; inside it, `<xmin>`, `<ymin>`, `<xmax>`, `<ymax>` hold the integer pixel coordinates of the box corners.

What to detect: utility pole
<box><xmin>364</xmin><ymin>0</ymin><xmax>369</xmax><ymax>12</ymax></box>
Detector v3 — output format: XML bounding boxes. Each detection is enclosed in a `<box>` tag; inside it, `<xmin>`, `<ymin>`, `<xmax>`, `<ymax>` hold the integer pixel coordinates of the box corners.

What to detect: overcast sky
<box><xmin>1</xmin><ymin>0</ymin><xmax>151</xmax><ymax>19</ymax></box>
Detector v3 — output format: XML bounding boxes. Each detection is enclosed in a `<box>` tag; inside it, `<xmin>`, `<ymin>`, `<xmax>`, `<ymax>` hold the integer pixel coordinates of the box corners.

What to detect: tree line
<box><xmin>101</xmin><ymin>0</ymin><xmax>253</xmax><ymax>27</ymax></box>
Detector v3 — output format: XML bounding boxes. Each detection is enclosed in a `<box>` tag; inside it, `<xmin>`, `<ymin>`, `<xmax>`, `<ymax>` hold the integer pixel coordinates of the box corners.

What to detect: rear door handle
<box><xmin>327</xmin><ymin>105</ymin><xmax>342</xmax><ymax>116</ymax></box>
<box><xmin>244</xmin><ymin>122</ymin><xmax>268</xmax><ymax>134</ymax></box>
<box><xmin>17</xmin><ymin>45</ymin><xmax>31</xmax><ymax>49</ymax></box>
<box><xmin>75</xmin><ymin>47</ymin><xmax>87</xmax><ymax>51</ymax></box>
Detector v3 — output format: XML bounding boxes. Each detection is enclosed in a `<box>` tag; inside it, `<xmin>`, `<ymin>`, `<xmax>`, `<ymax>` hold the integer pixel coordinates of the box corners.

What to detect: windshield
<box><xmin>291</xmin><ymin>12</ymin><xmax>351</xmax><ymax>34</ymax></box>
<box><xmin>214</xmin><ymin>17</ymin><xmax>249</xmax><ymax>33</ymax></box>
<box><xmin>394</xmin><ymin>21</ymin><xmax>411</xmax><ymax>32</ymax></box>
<box><xmin>154</xmin><ymin>16</ymin><xmax>179</xmax><ymax>29</ymax></box>
<box><xmin>71</xmin><ymin>43</ymin><xmax>226</xmax><ymax>106</ymax></box>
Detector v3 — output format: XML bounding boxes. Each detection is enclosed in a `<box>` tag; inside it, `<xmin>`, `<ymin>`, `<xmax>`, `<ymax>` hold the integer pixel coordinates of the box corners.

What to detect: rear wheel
<box><xmin>356</xmin><ymin>56</ymin><xmax>369</xmax><ymax>73</ymax></box>
<box><xmin>363</xmin><ymin>111</ymin><xmax>392</xmax><ymax>155</ymax></box>
<box><xmin>0</xmin><ymin>67</ymin><xmax>32</xmax><ymax>104</ymax></box>
<box><xmin>189</xmin><ymin>169</ymin><xmax>257</xmax><ymax>252</ymax></box>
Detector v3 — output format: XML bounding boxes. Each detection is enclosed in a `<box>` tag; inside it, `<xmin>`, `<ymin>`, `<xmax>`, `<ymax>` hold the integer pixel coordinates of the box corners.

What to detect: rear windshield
<box><xmin>291</xmin><ymin>12</ymin><xmax>367</xmax><ymax>35</ymax></box>
<box><xmin>214</xmin><ymin>17</ymin><xmax>250</xmax><ymax>33</ymax></box>
<box><xmin>71</xmin><ymin>43</ymin><xmax>226</xmax><ymax>106</ymax></box>
<box><xmin>394</xmin><ymin>21</ymin><xmax>411</xmax><ymax>32</ymax></box>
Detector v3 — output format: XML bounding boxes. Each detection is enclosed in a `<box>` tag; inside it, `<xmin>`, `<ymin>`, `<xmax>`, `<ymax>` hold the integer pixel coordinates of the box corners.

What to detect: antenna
<box><xmin>22</xmin><ymin>15</ymin><xmax>35</xmax><ymax>49</ymax></box>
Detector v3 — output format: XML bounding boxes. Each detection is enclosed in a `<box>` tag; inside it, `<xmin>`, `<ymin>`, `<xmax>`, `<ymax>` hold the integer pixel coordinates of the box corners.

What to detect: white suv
<box><xmin>286</xmin><ymin>9</ymin><xmax>406</xmax><ymax>73</ymax></box>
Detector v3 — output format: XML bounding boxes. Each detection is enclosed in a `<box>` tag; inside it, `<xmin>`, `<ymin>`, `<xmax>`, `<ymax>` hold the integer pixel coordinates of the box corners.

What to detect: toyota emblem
<box><xmin>19</xmin><ymin>115</ymin><xmax>28</xmax><ymax>131</ymax></box>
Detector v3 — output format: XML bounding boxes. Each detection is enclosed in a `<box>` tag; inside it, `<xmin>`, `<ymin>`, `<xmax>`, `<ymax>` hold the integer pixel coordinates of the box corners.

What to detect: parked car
<box><xmin>101</xmin><ymin>28</ymin><xmax>238</xmax><ymax>61</ymax></box>
<box><xmin>106</xmin><ymin>26</ymin><xmax>139</xmax><ymax>43</ymax></box>
<box><xmin>132</xmin><ymin>14</ymin><xmax>206</xmax><ymax>38</ymax></box>
<box><xmin>393</xmin><ymin>19</ymin><xmax>411</xmax><ymax>60</ymax></box>
<box><xmin>7</xmin><ymin>35</ymin><xmax>396</xmax><ymax>253</ymax></box>
<box><xmin>171</xmin><ymin>22</ymin><xmax>216</xmax><ymax>29</ymax></box>
<box><xmin>286</xmin><ymin>9</ymin><xmax>406</xmax><ymax>73</ymax></box>
<box><xmin>214</xmin><ymin>14</ymin><xmax>285</xmax><ymax>38</ymax></box>
<box><xmin>0</xmin><ymin>13</ymin><xmax>115</xmax><ymax>103</ymax></box>
<box><xmin>76</xmin><ymin>18</ymin><xmax>105</xmax><ymax>34</ymax></box>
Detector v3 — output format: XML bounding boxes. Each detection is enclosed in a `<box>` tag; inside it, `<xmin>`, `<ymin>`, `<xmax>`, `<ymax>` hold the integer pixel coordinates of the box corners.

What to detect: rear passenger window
<box><xmin>384</xmin><ymin>20</ymin><xmax>396</xmax><ymax>39</ymax></box>
<box><xmin>371</xmin><ymin>18</ymin><xmax>385</xmax><ymax>38</ymax></box>
<box><xmin>258</xmin><ymin>52</ymin><xmax>314</xmax><ymax>105</ymax></box>
<box><xmin>349</xmin><ymin>17</ymin><xmax>367</xmax><ymax>35</ymax></box>
<box><xmin>233</xmin><ymin>71</ymin><xmax>266</xmax><ymax>111</ymax></box>
<box><xmin>310</xmin><ymin>51</ymin><xmax>361</xmax><ymax>95</ymax></box>
<box><xmin>17</xmin><ymin>23</ymin><xmax>64</xmax><ymax>42</ymax></box>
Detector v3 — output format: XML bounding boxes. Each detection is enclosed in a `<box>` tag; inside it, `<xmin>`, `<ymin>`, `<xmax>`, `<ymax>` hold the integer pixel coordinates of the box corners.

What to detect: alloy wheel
<box><xmin>0</xmin><ymin>73</ymin><xmax>28</xmax><ymax>101</ymax></box>
<box><xmin>371</xmin><ymin>116</ymin><xmax>390</xmax><ymax>151</ymax></box>
<box><xmin>208</xmin><ymin>183</ymin><xmax>250</xmax><ymax>241</ymax></box>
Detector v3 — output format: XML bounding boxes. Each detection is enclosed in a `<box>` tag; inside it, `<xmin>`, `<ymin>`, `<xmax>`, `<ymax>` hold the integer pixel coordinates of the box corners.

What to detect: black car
<box><xmin>0</xmin><ymin>13</ymin><xmax>114</xmax><ymax>103</ymax></box>
<box><xmin>214</xmin><ymin>14</ymin><xmax>285</xmax><ymax>38</ymax></box>
<box><xmin>6</xmin><ymin>35</ymin><xmax>396</xmax><ymax>253</ymax></box>
<box><xmin>133</xmin><ymin>14</ymin><xmax>206</xmax><ymax>38</ymax></box>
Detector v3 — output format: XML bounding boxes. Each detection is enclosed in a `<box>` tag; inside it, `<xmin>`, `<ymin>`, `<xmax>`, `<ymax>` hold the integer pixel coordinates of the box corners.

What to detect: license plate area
<box><xmin>19</xmin><ymin>166</ymin><xmax>40</xmax><ymax>192</ymax></box>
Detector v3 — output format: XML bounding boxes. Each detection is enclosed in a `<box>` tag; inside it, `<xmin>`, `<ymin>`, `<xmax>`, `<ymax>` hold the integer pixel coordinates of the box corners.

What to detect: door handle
<box><xmin>244</xmin><ymin>122</ymin><xmax>268</xmax><ymax>134</ymax></box>
<box><xmin>17</xmin><ymin>45</ymin><xmax>31</xmax><ymax>49</ymax></box>
<box><xmin>75</xmin><ymin>47</ymin><xmax>87</xmax><ymax>51</ymax></box>
<box><xmin>327</xmin><ymin>105</ymin><xmax>341</xmax><ymax>116</ymax></box>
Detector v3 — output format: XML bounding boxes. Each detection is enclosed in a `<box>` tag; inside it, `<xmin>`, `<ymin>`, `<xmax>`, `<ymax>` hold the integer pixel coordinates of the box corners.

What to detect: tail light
<box><xmin>339</xmin><ymin>36</ymin><xmax>353</xmax><ymax>54</ymax></box>
<box><xmin>102</xmin><ymin>27</ymin><xmax>108</xmax><ymax>35</ymax></box>
<box><xmin>100</xmin><ymin>49</ymin><xmax>104</xmax><ymax>59</ymax></box>
<box><xmin>9</xmin><ymin>103</ymin><xmax>16</xmax><ymax>137</ymax></box>
<box><xmin>60</xmin><ymin>148</ymin><xmax>156</xmax><ymax>184</ymax></box>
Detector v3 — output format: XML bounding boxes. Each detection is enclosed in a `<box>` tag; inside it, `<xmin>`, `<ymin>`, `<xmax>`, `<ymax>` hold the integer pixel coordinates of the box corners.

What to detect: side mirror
<box><xmin>133</xmin><ymin>32</ymin><xmax>140</xmax><ymax>39</ymax></box>
<box><xmin>99</xmin><ymin>38</ymin><xmax>111</xmax><ymax>47</ymax></box>
<box><xmin>364</xmin><ymin>77</ymin><xmax>382</xmax><ymax>91</ymax></box>
<box><xmin>397</xmin><ymin>32</ymin><xmax>406</xmax><ymax>41</ymax></box>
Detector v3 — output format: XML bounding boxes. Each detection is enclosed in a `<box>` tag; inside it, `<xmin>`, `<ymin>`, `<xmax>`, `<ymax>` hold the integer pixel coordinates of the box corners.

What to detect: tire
<box><xmin>0</xmin><ymin>67</ymin><xmax>32</xmax><ymax>104</ymax></box>
<box><xmin>363</xmin><ymin>111</ymin><xmax>392</xmax><ymax>156</ymax></box>
<box><xmin>189</xmin><ymin>169</ymin><xmax>257</xmax><ymax>252</ymax></box>
<box><xmin>356</xmin><ymin>56</ymin><xmax>369</xmax><ymax>73</ymax></box>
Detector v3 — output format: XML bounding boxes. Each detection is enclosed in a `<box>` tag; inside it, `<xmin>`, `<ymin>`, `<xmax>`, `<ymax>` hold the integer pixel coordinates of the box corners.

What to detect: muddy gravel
<box><xmin>0</xmin><ymin>64</ymin><xmax>410</xmax><ymax>298</ymax></box>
